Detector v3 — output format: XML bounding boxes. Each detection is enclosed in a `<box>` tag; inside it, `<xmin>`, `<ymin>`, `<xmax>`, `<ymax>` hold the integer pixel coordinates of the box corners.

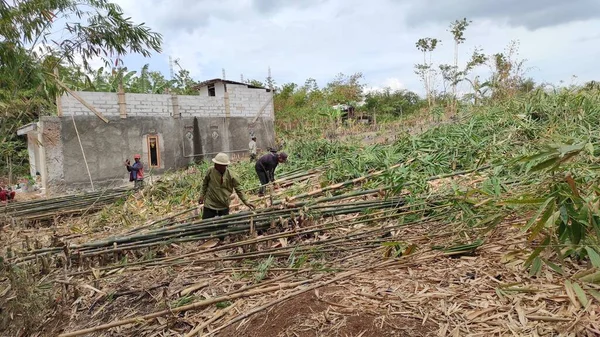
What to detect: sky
<box><xmin>104</xmin><ymin>0</ymin><xmax>600</xmax><ymax>94</ymax></box>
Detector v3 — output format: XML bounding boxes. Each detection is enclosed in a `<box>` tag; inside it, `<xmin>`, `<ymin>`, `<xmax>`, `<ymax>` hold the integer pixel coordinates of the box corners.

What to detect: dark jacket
<box><xmin>127</xmin><ymin>161</ymin><xmax>144</xmax><ymax>181</ymax></box>
<box><xmin>255</xmin><ymin>153</ymin><xmax>279</xmax><ymax>182</ymax></box>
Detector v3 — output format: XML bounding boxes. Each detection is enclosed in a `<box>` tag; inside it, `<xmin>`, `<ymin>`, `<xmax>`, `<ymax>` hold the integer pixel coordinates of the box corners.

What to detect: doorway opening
<box><xmin>147</xmin><ymin>135</ymin><xmax>160</xmax><ymax>167</ymax></box>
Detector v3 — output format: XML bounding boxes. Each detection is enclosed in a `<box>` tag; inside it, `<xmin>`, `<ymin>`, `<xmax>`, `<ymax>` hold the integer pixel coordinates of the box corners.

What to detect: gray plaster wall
<box><xmin>38</xmin><ymin>85</ymin><xmax>276</xmax><ymax>194</ymax></box>
<box><xmin>41</xmin><ymin>115</ymin><xmax>275</xmax><ymax>193</ymax></box>
<box><xmin>182</xmin><ymin>116</ymin><xmax>276</xmax><ymax>161</ymax></box>
<box><xmin>41</xmin><ymin>118</ymin><xmax>65</xmax><ymax>191</ymax></box>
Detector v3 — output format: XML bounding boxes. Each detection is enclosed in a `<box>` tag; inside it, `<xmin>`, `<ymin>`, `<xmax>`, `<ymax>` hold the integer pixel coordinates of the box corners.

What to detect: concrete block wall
<box><xmin>178</xmin><ymin>95</ymin><xmax>225</xmax><ymax>117</ymax></box>
<box><xmin>62</xmin><ymin>92</ymin><xmax>121</xmax><ymax>116</ymax></box>
<box><xmin>125</xmin><ymin>93</ymin><xmax>171</xmax><ymax>116</ymax></box>
<box><xmin>227</xmin><ymin>84</ymin><xmax>274</xmax><ymax>120</ymax></box>
<box><xmin>61</xmin><ymin>87</ymin><xmax>274</xmax><ymax>120</ymax></box>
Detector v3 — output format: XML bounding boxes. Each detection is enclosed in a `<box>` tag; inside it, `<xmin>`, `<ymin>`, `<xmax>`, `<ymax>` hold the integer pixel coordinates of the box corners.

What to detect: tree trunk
<box><xmin>453</xmin><ymin>42</ymin><xmax>458</xmax><ymax>113</ymax></box>
<box><xmin>429</xmin><ymin>51</ymin><xmax>435</xmax><ymax>106</ymax></box>
<box><xmin>423</xmin><ymin>51</ymin><xmax>431</xmax><ymax>107</ymax></box>
<box><xmin>8</xmin><ymin>156</ymin><xmax>12</xmax><ymax>187</ymax></box>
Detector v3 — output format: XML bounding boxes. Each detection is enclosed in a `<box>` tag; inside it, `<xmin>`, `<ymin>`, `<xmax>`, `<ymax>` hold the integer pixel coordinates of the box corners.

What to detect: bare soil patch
<box><xmin>218</xmin><ymin>286</ymin><xmax>434</xmax><ymax>337</ymax></box>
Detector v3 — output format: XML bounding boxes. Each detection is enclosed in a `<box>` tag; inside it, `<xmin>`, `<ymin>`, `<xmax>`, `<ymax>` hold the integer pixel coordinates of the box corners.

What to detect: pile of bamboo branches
<box><xmin>0</xmin><ymin>187</ymin><xmax>130</xmax><ymax>224</ymax></box>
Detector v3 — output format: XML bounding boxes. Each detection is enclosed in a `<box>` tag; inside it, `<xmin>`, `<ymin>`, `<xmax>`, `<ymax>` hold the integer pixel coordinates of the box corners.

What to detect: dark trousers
<box><xmin>202</xmin><ymin>207</ymin><xmax>229</xmax><ymax>220</ymax></box>
<box><xmin>250</xmin><ymin>153</ymin><xmax>257</xmax><ymax>162</ymax></box>
<box><xmin>134</xmin><ymin>179</ymin><xmax>144</xmax><ymax>189</ymax></box>
<box><xmin>256</xmin><ymin>169</ymin><xmax>270</xmax><ymax>195</ymax></box>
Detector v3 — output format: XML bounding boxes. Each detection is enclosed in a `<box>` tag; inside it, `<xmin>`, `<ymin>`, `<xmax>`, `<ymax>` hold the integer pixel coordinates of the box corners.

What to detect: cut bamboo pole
<box><xmin>58</xmin><ymin>277</ymin><xmax>321</xmax><ymax>337</ymax></box>
<box><xmin>54</xmin><ymin>77</ymin><xmax>109</xmax><ymax>123</ymax></box>
<box><xmin>184</xmin><ymin>303</ymin><xmax>237</xmax><ymax>337</ymax></box>
<box><xmin>207</xmin><ymin>259</ymin><xmax>401</xmax><ymax>336</ymax></box>
<box><xmin>282</xmin><ymin>163</ymin><xmax>403</xmax><ymax>203</ymax></box>
<box><xmin>71</xmin><ymin>114</ymin><xmax>95</xmax><ymax>192</ymax></box>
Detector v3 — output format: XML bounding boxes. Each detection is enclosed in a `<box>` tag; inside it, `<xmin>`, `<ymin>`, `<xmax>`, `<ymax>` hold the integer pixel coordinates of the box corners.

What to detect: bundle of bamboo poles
<box><xmin>9</xmin><ymin>162</ymin><xmax>491</xmax><ymax>265</ymax></box>
<box><xmin>0</xmin><ymin>187</ymin><xmax>130</xmax><ymax>224</ymax></box>
<box><xmin>50</xmin><ymin>196</ymin><xmax>451</xmax><ymax>278</ymax></box>
<box><xmin>10</xmin><ymin>191</ymin><xmax>410</xmax><ymax>264</ymax></box>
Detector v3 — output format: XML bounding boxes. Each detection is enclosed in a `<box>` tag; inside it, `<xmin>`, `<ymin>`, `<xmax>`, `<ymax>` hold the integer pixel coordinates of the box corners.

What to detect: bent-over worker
<box><xmin>198</xmin><ymin>152</ymin><xmax>255</xmax><ymax>220</ymax></box>
<box><xmin>255</xmin><ymin>151</ymin><xmax>288</xmax><ymax>196</ymax></box>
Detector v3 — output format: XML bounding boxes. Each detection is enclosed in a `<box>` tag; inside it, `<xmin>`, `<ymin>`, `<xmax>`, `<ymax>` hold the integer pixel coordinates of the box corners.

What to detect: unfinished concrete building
<box><xmin>17</xmin><ymin>79</ymin><xmax>276</xmax><ymax>195</ymax></box>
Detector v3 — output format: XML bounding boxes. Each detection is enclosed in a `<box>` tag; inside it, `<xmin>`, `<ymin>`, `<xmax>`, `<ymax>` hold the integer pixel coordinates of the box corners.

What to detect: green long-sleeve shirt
<box><xmin>199</xmin><ymin>167</ymin><xmax>249</xmax><ymax>210</ymax></box>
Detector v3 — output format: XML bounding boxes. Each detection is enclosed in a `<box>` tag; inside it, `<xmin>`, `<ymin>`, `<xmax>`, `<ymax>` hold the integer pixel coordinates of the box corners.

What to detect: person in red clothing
<box><xmin>0</xmin><ymin>187</ymin><xmax>15</xmax><ymax>203</ymax></box>
<box><xmin>125</xmin><ymin>154</ymin><xmax>144</xmax><ymax>189</ymax></box>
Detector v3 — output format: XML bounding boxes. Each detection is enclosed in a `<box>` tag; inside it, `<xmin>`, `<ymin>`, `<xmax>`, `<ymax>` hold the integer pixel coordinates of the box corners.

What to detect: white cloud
<box><xmin>365</xmin><ymin>78</ymin><xmax>406</xmax><ymax>93</ymax></box>
<box><xmin>383</xmin><ymin>78</ymin><xmax>405</xmax><ymax>91</ymax></box>
<box><xmin>112</xmin><ymin>0</ymin><xmax>600</xmax><ymax>95</ymax></box>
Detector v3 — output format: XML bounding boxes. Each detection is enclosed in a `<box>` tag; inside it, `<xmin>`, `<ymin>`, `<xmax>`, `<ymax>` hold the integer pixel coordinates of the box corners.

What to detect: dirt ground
<box><xmin>218</xmin><ymin>287</ymin><xmax>434</xmax><ymax>337</ymax></box>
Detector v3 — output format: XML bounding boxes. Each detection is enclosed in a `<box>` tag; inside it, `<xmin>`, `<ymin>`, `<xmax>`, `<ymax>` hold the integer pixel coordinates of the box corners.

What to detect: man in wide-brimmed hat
<box><xmin>198</xmin><ymin>152</ymin><xmax>255</xmax><ymax>220</ymax></box>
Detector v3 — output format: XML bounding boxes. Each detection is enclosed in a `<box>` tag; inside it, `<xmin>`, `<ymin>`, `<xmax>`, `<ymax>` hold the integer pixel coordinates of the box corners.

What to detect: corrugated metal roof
<box><xmin>193</xmin><ymin>78</ymin><xmax>268</xmax><ymax>90</ymax></box>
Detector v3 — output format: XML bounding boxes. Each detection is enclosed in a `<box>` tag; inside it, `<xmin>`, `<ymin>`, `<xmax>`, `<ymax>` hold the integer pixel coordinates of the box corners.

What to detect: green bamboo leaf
<box><xmin>516</xmin><ymin>151</ymin><xmax>552</xmax><ymax>163</ymax></box>
<box><xmin>564</xmin><ymin>280</ymin><xmax>578</xmax><ymax>306</ymax></box>
<box><xmin>542</xmin><ymin>258</ymin><xmax>564</xmax><ymax>275</ymax></box>
<box><xmin>558</xmin><ymin>143</ymin><xmax>584</xmax><ymax>156</ymax></box>
<box><xmin>524</xmin><ymin>236</ymin><xmax>550</xmax><ymax>267</ymax></box>
<box><xmin>580</xmin><ymin>271</ymin><xmax>600</xmax><ymax>284</ymax></box>
<box><xmin>592</xmin><ymin>217</ymin><xmax>600</xmax><ymax>243</ymax></box>
<box><xmin>572</xmin><ymin>282</ymin><xmax>589</xmax><ymax>307</ymax></box>
<box><xmin>558</xmin><ymin>151</ymin><xmax>582</xmax><ymax>166</ymax></box>
<box><xmin>585</xmin><ymin>142</ymin><xmax>594</xmax><ymax>156</ymax></box>
<box><xmin>530</xmin><ymin>156</ymin><xmax>560</xmax><ymax>172</ymax></box>
<box><xmin>528</xmin><ymin>209</ymin><xmax>559</xmax><ymax>242</ymax></box>
<box><xmin>522</xmin><ymin>197</ymin><xmax>555</xmax><ymax>232</ymax></box>
<box><xmin>585</xmin><ymin>247</ymin><xmax>600</xmax><ymax>268</ymax></box>
<box><xmin>589</xmin><ymin>289</ymin><xmax>600</xmax><ymax>303</ymax></box>
<box><xmin>529</xmin><ymin>256</ymin><xmax>542</xmax><ymax>276</ymax></box>
<box><xmin>571</xmin><ymin>219</ymin><xmax>584</xmax><ymax>245</ymax></box>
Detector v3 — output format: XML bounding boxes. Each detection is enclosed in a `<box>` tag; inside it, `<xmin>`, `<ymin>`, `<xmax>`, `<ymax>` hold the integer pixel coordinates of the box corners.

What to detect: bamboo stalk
<box><xmin>282</xmin><ymin>163</ymin><xmax>403</xmax><ymax>203</ymax></box>
<box><xmin>184</xmin><ymin>303</ymin><xmax>237</xmax><ymax>337</ymax></box>
<box><xmin>58</xmin><ymin>277</ymin><xmax>321</xmax><ymax>337</ymax></box>
<box><xmin>207</xmin><ymin>259</ymin><xmax>401</xmax><ymax>336</ymax></box>
<box><xmin>15</xmin><ymin>196</ymin><xmax>406</xmax><ymax>263</ymax></box>
<box><xmin>65</xmin><ymin>204</ymin><xmax>449</xmax><ymax>276</ymax></box>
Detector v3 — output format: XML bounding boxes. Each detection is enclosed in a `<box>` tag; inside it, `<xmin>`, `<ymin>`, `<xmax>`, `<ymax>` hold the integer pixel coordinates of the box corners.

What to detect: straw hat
<box><xmin>212</xmin><ymin>152</ymin><xmax>231</xmax><ymax>165</ymax></box>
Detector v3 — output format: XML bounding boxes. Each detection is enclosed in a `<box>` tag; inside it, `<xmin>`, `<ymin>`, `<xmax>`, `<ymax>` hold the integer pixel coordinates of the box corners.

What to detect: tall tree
<box><xmin>449</xmin><ymin>18</ymin><xmax>471</xmax><ymax>110</ymax></box>
<box><xmin>415</xmin><ymin>37</ymin><xmax>440</xmax><ymax>107</ymax></box>
<box><xmin>325</xmin><ymin>72</ymin><xmax>364</xmax><ymax>105</ymax></box>
<box><xmin>0</xmin><ymin>0</ymin><xmax>162</xmax><ymax>178</ymax></box>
